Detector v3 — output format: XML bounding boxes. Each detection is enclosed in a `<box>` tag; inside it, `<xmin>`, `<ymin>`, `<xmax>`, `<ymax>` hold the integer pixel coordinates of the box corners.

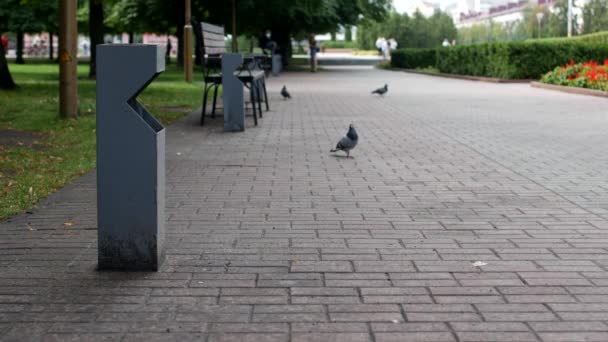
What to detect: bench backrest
<box><xmin>198</xmin><ymin>21</ymin><xmax>226</xmax><ymax>56</ymax></box>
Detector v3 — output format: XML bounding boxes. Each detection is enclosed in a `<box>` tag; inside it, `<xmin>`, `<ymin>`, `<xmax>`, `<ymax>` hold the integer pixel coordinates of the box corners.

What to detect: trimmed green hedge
<box><xmin>531</xmin><ymin>31</ymin><xmax>608</xmax><ymax>45</ymax></box>
<box><xmin>321</xmin><ymin>41</ymin><xmax>357</xmax><ymax>49</ymax></box>
<box><xmin>391</xmin><ymin>39</ymin><xmax>608</xmax><ymax>79</ymax></box>
<box><xmin>391</xmin><ymin>48</ymin><xmax>437</xmax><ymax>69</ymax></box>
<box><xmin>438</xmin><ymin>42</ymin><xmax>608</xmax><ymax>79</ymax></box>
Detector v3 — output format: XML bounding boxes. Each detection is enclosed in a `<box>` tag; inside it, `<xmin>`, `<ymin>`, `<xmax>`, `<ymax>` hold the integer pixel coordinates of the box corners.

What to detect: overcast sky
<box><xmin>393</xmin><ymin>0</ymin><xmax>452</xmax><ymax>12</ymax></box>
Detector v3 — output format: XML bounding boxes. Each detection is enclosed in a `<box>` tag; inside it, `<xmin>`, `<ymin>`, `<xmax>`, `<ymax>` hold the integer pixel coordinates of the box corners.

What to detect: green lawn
<box><xmin>0</xmin><ymin>61</ymin><xmax>203</xmax><ymax>220</ymax></box>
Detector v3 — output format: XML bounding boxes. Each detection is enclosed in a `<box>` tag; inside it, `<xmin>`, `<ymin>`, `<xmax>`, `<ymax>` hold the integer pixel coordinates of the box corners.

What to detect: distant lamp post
<box><xmin>567</xmin><ymin>0</ymin><xmax>573</xmax><ymax>37</ymax></box>
<box><xmin>184</xmin><ymin>0</ymin><xmax>193</xmax><ymax>83</ymax></box>
<box><xmin>536</xmin><ymin>12</ymin><xmax>544</xmax><ymax>39</ymax></box>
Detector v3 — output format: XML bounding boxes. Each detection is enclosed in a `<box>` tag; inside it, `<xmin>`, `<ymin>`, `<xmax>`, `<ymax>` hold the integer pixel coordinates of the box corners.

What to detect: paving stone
<box><xmin>374</xmin><ymin>332</ymin><xmax>456</xmax><ymax>342</ymax></box>
<box><xmin>3</xmin><ymin>67</ymin><xmax>608</xmax><ymax>339</ymax></box>
<box><xmin>291</xmin><ymin>332</ymin><xmax>371</xmax><ymax>342</ymax></box>
<box><xmin>455</xmin><ymin>331</ymin><xmax>539</xmax><ymax>342</ymax></box>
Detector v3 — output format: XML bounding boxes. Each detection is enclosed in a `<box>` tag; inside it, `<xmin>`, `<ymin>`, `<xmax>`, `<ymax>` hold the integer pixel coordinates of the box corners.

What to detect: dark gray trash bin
<box><xmin>96</xmin><ymin>44</ymin><xmax>166</xmax><ymax>271</ymax></box>
<box><xmin>272</xmin><ymin>54</ymin><xmax>282</xmax><ymax>76</ymax></box>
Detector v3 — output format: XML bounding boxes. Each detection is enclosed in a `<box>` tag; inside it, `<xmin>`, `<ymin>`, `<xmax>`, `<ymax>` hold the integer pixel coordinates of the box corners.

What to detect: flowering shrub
<box><xmin>541</xmin><ymin>59</ymin><xmax>608</xmax><ymax>91</ymax></box>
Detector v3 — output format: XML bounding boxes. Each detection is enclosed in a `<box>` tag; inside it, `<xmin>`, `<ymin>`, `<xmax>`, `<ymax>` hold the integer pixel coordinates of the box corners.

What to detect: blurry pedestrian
<box><xmin>375</xmin><ymin>37</ymin><xmax>383</xmax><ymax>55</ymax></box>
<box><xmin>81</xmin><ymin>39</ymin><xmax>89</xmax><ymax>57</ymax></box>
<box><xmin>258</xmin><ymin>30</ymin><xmax>277</xmax><ymax>55</ymax></box>
<box><xmin>388</xmin><ymin>38</ymin><xmax>398</xmax><ymax>51</ymax></box>
<box><xmin>1</xmin><ymin>35</ymin><xmax>8</xmax><ymax>56</ymax></box>
<box><xmin>309</xmin><ymin>35</ymin><xmax>319</xmax><ymax>72</ymax></box>
<box><xmin>381</xmin><ymin>38</ymin><xmax>390</xmax><ymax>60</ymax></box>
<box><xmin>442</xmin><ymin>38</ymin><xmax>450</xmax><ymax>47</ymax></box>
<box><xmin>166</xmin><ymin>38</ymin><xmax>172</xmax><ymax>64</ymax></box>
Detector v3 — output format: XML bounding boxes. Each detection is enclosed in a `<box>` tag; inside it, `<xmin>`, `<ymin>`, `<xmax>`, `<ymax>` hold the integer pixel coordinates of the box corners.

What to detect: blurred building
<box><xmin>406</xmin><ymin>1</ymin><xmax>441</xmax><ymax>16</ymax></box>
<box><xmin>446</xmin><ymin>0</ymin><xmax>589</xmax><ymax>28</ymax></box>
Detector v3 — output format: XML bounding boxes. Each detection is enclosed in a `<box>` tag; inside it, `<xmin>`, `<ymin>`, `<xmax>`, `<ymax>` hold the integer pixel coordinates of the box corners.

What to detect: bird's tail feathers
<box><xmin>330</xmin><ymin>149</ymin><xmax>337</xmax><ymax>152</ymax></box>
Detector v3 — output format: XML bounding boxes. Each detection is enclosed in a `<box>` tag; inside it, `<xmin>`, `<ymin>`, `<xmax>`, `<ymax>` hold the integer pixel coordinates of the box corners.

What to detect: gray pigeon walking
<box><xmin>281</xmin><ymin>85</ymin><xmax>291</xmax><ymax>99</ymax></box>
<box><xmin>372</xmin><ymin>84</ymin><xmax>388</xmax><ymax>96</ymax></box>
<box><xmin>330</xmin><ymin>124</ymin><xmax>358</xmax><ymax>158</ymax></box>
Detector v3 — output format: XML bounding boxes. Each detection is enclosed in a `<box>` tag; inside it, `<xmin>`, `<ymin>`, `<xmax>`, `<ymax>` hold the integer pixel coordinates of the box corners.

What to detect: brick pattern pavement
<box><xmin>1</xmin><ymin>67</ymin><xmax>608</xmax><ymax>341</ymax></box>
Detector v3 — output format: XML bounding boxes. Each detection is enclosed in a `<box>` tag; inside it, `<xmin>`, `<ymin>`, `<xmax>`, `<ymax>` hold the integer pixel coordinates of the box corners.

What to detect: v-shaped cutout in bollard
<box><xmin>96</xmin><ymin>44</ymin><xmax>166</xmax><ymax>271</ymax></box>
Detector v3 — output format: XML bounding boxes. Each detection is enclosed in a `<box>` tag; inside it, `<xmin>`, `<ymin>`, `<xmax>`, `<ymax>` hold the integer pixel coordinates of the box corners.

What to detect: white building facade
<box><xmin>449</xmin><ymin>0</ymin><xmax>588</xmax><ymax>29</ymax></box>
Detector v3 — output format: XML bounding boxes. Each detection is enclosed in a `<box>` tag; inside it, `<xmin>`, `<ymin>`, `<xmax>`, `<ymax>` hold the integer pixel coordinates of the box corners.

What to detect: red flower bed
<box><xmin>541</xmin><ymin>59</ymin><xmax>608</xmax><ymax>91</ymax></box>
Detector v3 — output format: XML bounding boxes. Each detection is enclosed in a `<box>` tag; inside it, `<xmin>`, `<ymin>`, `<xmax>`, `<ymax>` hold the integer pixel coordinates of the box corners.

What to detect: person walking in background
<box><xmin>442</xmin><ymin>38</ymin><xmax>450</xmax><ymax>47</ymax></box>
<box><xmin>258</xmin><ymin>30</ymin><xmax>277</xmax><ymax>56</ymax></box>
<box><xmin>389</xmin><ymin>38</ymin><xmax>398</xmax><ymax>51</ymax></box>
<box><xmin>309</xmin><ymin>35</ymin><xmax>319</xmax><ymax>72</ymax></box>
<box><xmin>375</xmin><ymin>37</ymin><xmax>383</xmax><ymax>56</ymax></box>
<box><xmin>166</xmin><ymin>38</ymin><xmax>172</xmax><ymax>64</ymax></box>
<box><xmin>1</xmin><ymin>35</ymin><xmax>8</xmax><ymax>56</ymax></box>
<box><xmin>81</xmin><ymin>39</ymin><xmax>89</xmax><ymax>57</ymax></box>
<box><xmin>381</xmin><ymin>38</ymin><xmax>390</xmax><ymax>60</ymax></box>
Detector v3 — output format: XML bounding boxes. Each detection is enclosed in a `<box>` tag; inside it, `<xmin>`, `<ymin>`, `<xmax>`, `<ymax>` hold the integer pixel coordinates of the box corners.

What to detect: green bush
<box><xmin>321</xmin><ymin>41</ymin><xmax>357</xmax><ymax>49</ymax></box>
<box><xmin>531</xmin><ymin>31</ymin><xmax>608</xmax><ymax>44</ymax></box>
<box><xmin>436</xmin><ymin>41</ymin><xmax>608</xmax><ymax>79</ymax></box>
<box><xmin>391</xmin><ymin>48</ymin><xmax>437</xmax><ymax>69</ymax></box>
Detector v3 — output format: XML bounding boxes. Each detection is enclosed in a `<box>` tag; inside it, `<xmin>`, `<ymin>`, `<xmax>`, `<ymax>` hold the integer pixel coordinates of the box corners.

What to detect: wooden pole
<box><xmin>232</xmin><ymin>0</ymin><xmax>238</xmax><ymax>52</ymax></box>
<box><xmin>183</xmin><ymin>0</ymin><xmax>193</xmax><ymax>83</ymax></box>
<box><xmin>59</xmin><ymin>0</ymin><xmax>78</xmax><ymax>118</ymax></box>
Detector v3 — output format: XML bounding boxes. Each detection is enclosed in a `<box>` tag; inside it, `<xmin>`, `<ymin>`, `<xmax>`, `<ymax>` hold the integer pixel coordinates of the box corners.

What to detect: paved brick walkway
<box><xmin>2</xmin><ymin>67</ymin><xmax>608</xmax><ymax>341</ymax></box>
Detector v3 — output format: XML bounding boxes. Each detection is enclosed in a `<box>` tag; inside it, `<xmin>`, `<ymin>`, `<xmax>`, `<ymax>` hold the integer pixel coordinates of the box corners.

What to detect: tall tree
<box><xmin>583</xmin><ymin>0</ymin><xmax>608</xmax><ymax>33</ymax></box>
<box><xmin>88</xmin><ymin>0</ymin><xmax>104</xmax><ymax>78</ymax></box>
<box><xmin>544</xmin><ymin>0</ymin><xmax>578</xmax><ymax>37</ymax></box>
<box><xmin>0</xmin><ymin>41</ymin><xmax>16</xmax><ymax>89</ymax></box>
<box><xmin>200</xmin><ymin>0</ymin><xmax>391</xmax><ymax>65</ymax></box>
<box><xmin>2</xmin><ymin>0</ymin><xmax>57</xmax><ymax>64</ymax></box>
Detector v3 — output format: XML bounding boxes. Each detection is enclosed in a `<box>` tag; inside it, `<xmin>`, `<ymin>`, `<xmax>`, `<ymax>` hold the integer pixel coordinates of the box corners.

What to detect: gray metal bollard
<box><xmin>272</xmin><ymin>54</ymin><xmax>282</xmax><ymax>76</ymax></box>
<box><xmin>96</xmin><ymin>44</ymin><xmax>166</xmax><ymax>271</ymax></box>
<box><xmin>222</xmin><ymin>53</ymin><xmax>245</xmax><ymax>132</ymax></box>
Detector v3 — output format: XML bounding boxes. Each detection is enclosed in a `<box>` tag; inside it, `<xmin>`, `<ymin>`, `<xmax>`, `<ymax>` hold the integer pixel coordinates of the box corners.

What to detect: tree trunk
<box><xmin>0</xmin><ymin>43</ymin><xmax>17</xmax><ymax>89</ymax></box>
<box><xmin>49</xmin><ymin>32</ymin><xmax>54</xmax><ymax>60</ymax></box>
<box><xmin>16</xmin><ymin>30</ymin><xmax>24</xmax><ymax>64</ymax></box>
<box><xmin>177</xmin><ymin>26</ymin><xmax>184</xmax><ymax>67</ymax></box>
<box><xmin>128</xmin><ymin>32</ymin><xmax>134</xmax><ymax>44</ymax></box>
<box><xmin>176</xmin><ymin>0</ymin><xmax>185</xmax><ymax>67</ymax></box>
<box><xmin>272</xmin><ymin>27</ymin><xmax>291</xmax><ymax>67</ymax></box>
<box><xmin>88</xmin><ymin>0</ymin><xmax>104</xmax><ymax>79</ymax></box>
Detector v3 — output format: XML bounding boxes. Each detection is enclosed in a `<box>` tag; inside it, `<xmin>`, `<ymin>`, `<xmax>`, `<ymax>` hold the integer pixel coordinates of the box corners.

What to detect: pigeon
<box><xmin>281</xmin><ymin>85</ymin><xmax>291</xmax><ymax>99</ymax></box>
<box><xmin>330</xmin><ymin>124</ymin><xmax>358</xmax><ymax>158</ymax></box>
<box><xmin>372</xmin><ymin>84</ymin><xmax>388</xmax><ymax>96</ymax></box>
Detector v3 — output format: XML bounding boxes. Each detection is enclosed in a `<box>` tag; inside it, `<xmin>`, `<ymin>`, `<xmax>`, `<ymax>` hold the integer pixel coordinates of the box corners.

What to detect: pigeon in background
<box><xmin>330</xmin><ymin>124</ymin><xmax>358</xmax><ymax>158</ymax></box>
<box><xmin>281</xmin><ymin>85</ymin><xmax>291</xmax><ymax>99</ymax></box>
<box><xmin>372</xmin><ymin>84</ymin><xmax>388</xmax><ymax>96</ymax></box>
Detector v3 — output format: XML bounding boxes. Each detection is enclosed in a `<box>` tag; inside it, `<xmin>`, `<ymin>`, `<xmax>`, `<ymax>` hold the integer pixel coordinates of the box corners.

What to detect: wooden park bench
<box><xmin>193</xmin><ymin>20</ymin><xmax>270</xmax><ymax>126</ymax></box>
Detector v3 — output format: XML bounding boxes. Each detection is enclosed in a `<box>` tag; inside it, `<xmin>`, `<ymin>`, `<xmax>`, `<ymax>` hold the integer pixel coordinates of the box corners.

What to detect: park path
<box><xmin>2</xmin><ymin>66</ymin><xmax>608</xmax><ymax>341</ymax></box>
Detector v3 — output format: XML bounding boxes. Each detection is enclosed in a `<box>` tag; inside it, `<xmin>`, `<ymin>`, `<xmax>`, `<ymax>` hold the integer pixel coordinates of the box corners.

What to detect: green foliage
<box><xmin>458</xmin><ymin>21</ymin><xmax>527</xmax><ymax>44</ymax></box>
<box><xmin>0</xmin><ymin>0</ymin><xmax>57</xmax><ymax>33</ymax></box>
<box><xmin>583</xmin><ymin>0</ymin><xmax>608</xmax><ymax>34</ymax></box>
<box><xmin>391</xmin><ymin>48</ymin><xmax>437</xmax><ymax>69</ymax></box>
<box><xmin>436</xmin><ymin>41</ymin><xmax>608</xmax><ymax>79</ymax></box>
<box><xmin>458</xmin><ymin>0</ymin><xmax>580</xmax><ymax>44</ymax></box>
<box><xmin>530</xmin><ymin>30</ymin><xmax>608</xmax><ymax>43</ymax></box>
<box><xmin>344</xmin><ymin>25</ymin><xmax>352</xmax><ymax>42</ymax></box>
<box><xmin>321</xmin><ymin>40</ymin><xmax>357</xmax><ymax>49</ymax></box>
<box><xmin>0</xmin><ymin>61</ymin><xmax>203</xmax><ymax>219</ymax></box>
<box><xmin>357</xmin><ymin>9</ymin><xmax>457</xmax><ymax>50</ymax></box>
